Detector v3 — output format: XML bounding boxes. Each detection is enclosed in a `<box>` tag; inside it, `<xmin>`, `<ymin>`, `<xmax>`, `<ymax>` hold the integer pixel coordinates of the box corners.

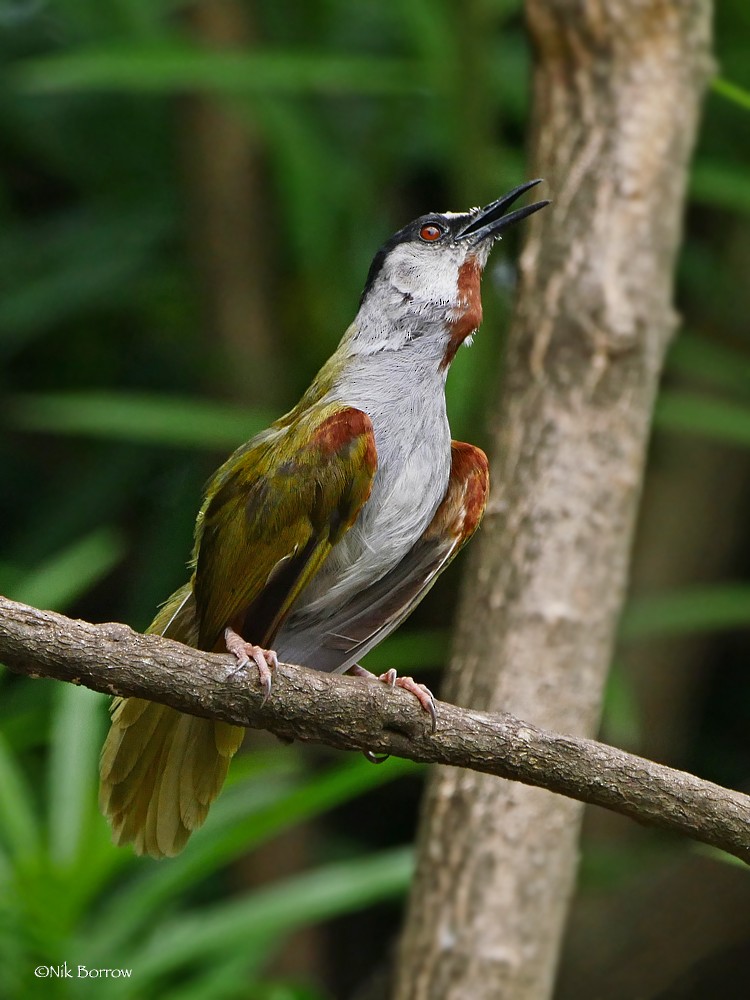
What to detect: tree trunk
<box><xmin>181</xmin><ymin>0</ymin><xmax>283</xmax><ymax>404</ymax></box>
<box><xmin>392</xmin><ymin>3</ymin><xmax>714</xmax><ymax>999</ymax></box>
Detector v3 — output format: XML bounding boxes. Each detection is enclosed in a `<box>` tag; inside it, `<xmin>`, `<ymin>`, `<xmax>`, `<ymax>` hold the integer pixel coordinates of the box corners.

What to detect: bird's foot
<box><xmin>224</xmin><ymin>626</ymin><xmax>278</xmax><ymax>706</ymax></box>
<box><xmin>377</xmin><ymin>668</ymin><xmax>437</xmax><ymax>732</ymax></box>
<box><xmin>348</xmin><ymin>664</ymin><xmax>437</xmax><ymax>764</ymax></box>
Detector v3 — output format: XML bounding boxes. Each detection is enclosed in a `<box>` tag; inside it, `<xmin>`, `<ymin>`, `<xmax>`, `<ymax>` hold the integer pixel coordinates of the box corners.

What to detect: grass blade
<box><xmin>131</xmin><ymin>847</ymin><xmax>413</xmax><ymax>979</ymax></box>
<box><xmin>8</xmin><ymin>527</ymin><xmax>125</xmax><ymax>611</ymax></box>
<box><xmin>16</xmin><ymin>47</ymin><xmax>425</xmax><ymax>97</ymax></box>
<box><xmin>621</xmin><ymin>584</ymin><xmax>750</xmax><ymax>641</ymax></box>
<box><xmin>89</xmin><ymin>755</ymin><xmax>419</xmax><ymax>958</ymax></box>
<box><xmin>655</xmin><ymin>390</ymin><xmax>750</xmax><ymax>448</ymax></box>
<box><xmin>711</xmin><ymin>77</ymin><xmax>750</xmax><ymax>112</ymax></box>
<box><xmin>47</xmin><ymin>685</ymin><xmax>107</xmax><ymax>867</ymax></box>
<box><xmin>7</xmin><ymin>392</ymin><xmax>272</xmax><ymax>450</ymax></box>
<box><xmin>0</xmin><ymin>733</ymin><xmax>40</xmax><ymax>862</ymax></box>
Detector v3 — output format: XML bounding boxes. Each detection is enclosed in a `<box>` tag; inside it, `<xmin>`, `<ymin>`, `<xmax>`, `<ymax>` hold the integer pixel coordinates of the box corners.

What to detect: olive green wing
<box><xmin>193</xmin><ymin>403</ymin><xmax>377</xmax><ymax>652</ymax></box>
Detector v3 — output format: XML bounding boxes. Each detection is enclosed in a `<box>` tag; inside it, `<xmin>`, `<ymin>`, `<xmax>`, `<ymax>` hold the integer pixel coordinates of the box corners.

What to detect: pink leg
<box><xmin>225</xmin><ymin>626</ymin><xmax>279</xmax><ymax>707</ymax></box>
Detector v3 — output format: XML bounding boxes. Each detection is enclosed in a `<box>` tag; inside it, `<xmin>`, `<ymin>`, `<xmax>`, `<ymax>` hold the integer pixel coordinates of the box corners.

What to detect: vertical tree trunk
<box><xmin>392</xmin><ymin>3</ymin><xmax>713</xmax><ymax>999</ymax></box>
<box><xmin>181</xmin><ymin>0</ymin><xmax>283</xmax><ymax>404</ymax></box>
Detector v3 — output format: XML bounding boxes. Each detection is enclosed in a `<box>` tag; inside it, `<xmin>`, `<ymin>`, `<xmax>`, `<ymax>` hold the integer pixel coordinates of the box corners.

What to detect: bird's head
<box><xmin>350</xmin><ymin>179</ymin><xmax>549</xmax><ymax>368</ymax></box>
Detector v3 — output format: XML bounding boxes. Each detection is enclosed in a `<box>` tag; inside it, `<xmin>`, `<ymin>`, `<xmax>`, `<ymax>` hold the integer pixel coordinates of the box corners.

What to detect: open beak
<box><xmin>456</xmin><ymin>179</ymin><xmax>549</xmax><ymax>242</ymax></box>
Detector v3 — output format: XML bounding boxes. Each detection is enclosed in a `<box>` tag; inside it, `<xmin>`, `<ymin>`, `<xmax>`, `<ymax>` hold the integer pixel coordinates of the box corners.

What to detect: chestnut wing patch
<box><xmin>192</xmin><ymin>404</ymin><xmax>377</xmax><ymax>652</ymax></box>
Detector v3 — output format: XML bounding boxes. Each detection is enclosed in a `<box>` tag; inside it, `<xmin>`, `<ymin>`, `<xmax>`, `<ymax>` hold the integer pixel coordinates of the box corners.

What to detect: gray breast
<box><xmin>275</xmin><ymin>356</ymin><xmax>451</xmax><ymax>667</ymax></box>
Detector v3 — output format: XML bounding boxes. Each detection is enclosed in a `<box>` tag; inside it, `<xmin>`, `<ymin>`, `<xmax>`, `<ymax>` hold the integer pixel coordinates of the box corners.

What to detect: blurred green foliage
<box><xmin>1</xmin><ymin>0</ymin><xmax>749</xmax><ymax>996</ymax></box>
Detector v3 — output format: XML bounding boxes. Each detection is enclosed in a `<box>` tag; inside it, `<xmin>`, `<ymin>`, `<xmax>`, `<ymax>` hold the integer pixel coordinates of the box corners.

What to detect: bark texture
<box><xmin>393</xmin><ymin>3</ymin><xmax>714</xmax><ymax>999</ymax></box>
<box><xmin>1</xmin><ymin>595</ymin><xmax>749</xmax><ymax>864</ymax></box>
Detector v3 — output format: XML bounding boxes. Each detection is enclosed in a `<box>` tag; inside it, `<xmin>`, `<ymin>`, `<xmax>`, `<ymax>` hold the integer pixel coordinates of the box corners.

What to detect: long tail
<box><xmin>98</xmin><ymin>585</ymin><xmax>245</xmax><ymax>858</ymax></box>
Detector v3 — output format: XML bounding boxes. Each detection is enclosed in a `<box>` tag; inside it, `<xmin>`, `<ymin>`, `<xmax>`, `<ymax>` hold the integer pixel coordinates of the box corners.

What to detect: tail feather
<box><xmin>180</xmin><ymin>716</ymin><xmax>215</xmax><ymax>817</ymax></box>
<box><xmin>215</xmin><ymin>720</ymin><xmax>246</xmax><ymax>758</ymax></box>
<box><xmin>155</xmin><ymin>713</ymin><xmax>194</xmax><ymax>856</ymax></box>
<box><xmin>100</xmin><ymin>697</ymin><xmax>165</xmax><ymax>787</ymax></box>
<box><xmin>180</xmin><ymin>720</ymin><xmax>227</xmax><ymax>819</ymax></box>
<box><xmin>99</xmin><ymin>584</ymin><xmax>245</xmax><ymax>859</ymax></box>
<box><xmin>111</xmin><ymin>695</ymin><xmax>153</xmax><ymax>729</ymax></box>
<box><xmin>100</xmin><ymin>698</ymin><xmax>244</xmax><ymax>858</ymax></box>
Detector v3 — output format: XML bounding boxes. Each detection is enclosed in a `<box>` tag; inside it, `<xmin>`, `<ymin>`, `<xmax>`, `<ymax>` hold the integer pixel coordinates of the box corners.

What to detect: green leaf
<box><xmin>132</xmin><ymin>847</ymin><xmax>413</xmax><ymax>979</ymax></box>
<box><xmin>654</xmin><ymin>390</ymin><xmax>750</xmax><ymax>448</ymax></box>
<box><xmin>0</xmin><ymin>208</ymin><xmax>171</xmax><ymax>357</ymax></box>
<box><xmin>160</xmin><ymin>951</ymin><xmax>270</xmax><ymax>1000</ymax></box>
<box><xmin>0</xmin><ymin>734</ymin><xmax>40</xmax><ymax>862</ymax></box>
<box><xmin>7</xmin><ymin>392</ymin><xmax>272</xmax><ymax>450</ymax></box>
<box><xmin>711</xmin><ymin>76</ymin><xmax>750</xmax><ymax>112</ymax></box>
<box><xmin>16</xmin><ymin>46</ymin><xmax>426</xmax><ymax>98</ymax></box>
<box><xmin>602</xmin><ymin>663</ymin><xmax>642</xmax><ymax>747</ymax></box>
<box><xmin>690</xmin><ymin>158</ymin><xmax>750</xmax><ymax>214</ymax></box>
<box><xmin>47</xmin><ymin>685</ymin><xmax>107</xmax><ymax>867</ymax></box>
<box><xmin>361</xmin><ymin>629</ymin><xmax>446</xmax><ymax>671</ymax></box>
<box><xmin>256</xmin><ymin>100</ymin><xmax>351</xmax><ymax>266</ymax></box>
<box><xmin>8</xmin><ymin>528</ymin><xmax>125</xmax><ymax>611</ymax></box>
<box><xmin>90</xmin><ymin>755</ymin><xmax>419</xmax><ymax>958</ymax></box>
<box><xmin>694</xmin><ymin>844</ymin><xmax>747</xmax><ymax>868</ymax></box>
<box><xmin>667</xmin><ymin>331</ymin><xmax>750</xmax><ymax>397</ymax></box>
<box><xmin>621</xmin><ymin>585</ymin><xmax>750</xmax><ymax>641</ymax></box>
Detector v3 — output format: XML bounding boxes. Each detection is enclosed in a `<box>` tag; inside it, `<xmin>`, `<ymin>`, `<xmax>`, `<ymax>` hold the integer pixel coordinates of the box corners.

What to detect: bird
<box><xmin>99</xmin><ymin>179</ymin><xmax>549</xmax><ymax>858</ymax></box>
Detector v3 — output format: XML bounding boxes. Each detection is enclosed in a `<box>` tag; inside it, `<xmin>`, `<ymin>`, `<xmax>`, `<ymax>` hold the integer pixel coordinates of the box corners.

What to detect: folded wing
<box><xmin>100</xmin><ymin>403</ymin><xmax>377</xmax><ymax>857</ymax></box>
<box><xmin>280</xmin><ymin>441</ymin><xmax>489</xmax><ymax>673</ymax></box>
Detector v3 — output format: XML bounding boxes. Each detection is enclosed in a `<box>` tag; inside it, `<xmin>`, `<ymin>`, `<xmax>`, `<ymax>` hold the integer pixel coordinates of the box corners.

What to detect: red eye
<box><xmin>419</xmin><ymin>224</ymin><xmax>443</xmax><ymax>242</ymax></box>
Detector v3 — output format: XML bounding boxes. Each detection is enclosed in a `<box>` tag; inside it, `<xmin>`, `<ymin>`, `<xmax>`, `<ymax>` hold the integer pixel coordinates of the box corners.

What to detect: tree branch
<box><xmin>0</xmin><ymin>593</ymin><xmax>747</xmax><ymax>864</ymax></box>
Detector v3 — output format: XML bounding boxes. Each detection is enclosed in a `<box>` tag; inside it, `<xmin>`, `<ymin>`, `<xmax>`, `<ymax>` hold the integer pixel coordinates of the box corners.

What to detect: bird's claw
<box><xmin>347</xmin><ymin>664</ymin><xmax>438</xmax><ymax>758</ymax></box>
<box><xmin>224</xmin><ymin>627</ymin><xmax>278</xmax><ymax>706</ymax></box>
<box><xmin>377</xmin><ymin>669</ymin><xmax>437</xmax><ymax>733</ymax></box>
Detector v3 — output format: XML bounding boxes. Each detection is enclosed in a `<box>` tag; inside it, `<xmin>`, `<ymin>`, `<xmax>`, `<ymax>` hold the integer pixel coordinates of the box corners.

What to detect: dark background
<box><xmin>1</xmin><ymin>2</ymin><xmax>749</xmax><ymax>997</ymax></box>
